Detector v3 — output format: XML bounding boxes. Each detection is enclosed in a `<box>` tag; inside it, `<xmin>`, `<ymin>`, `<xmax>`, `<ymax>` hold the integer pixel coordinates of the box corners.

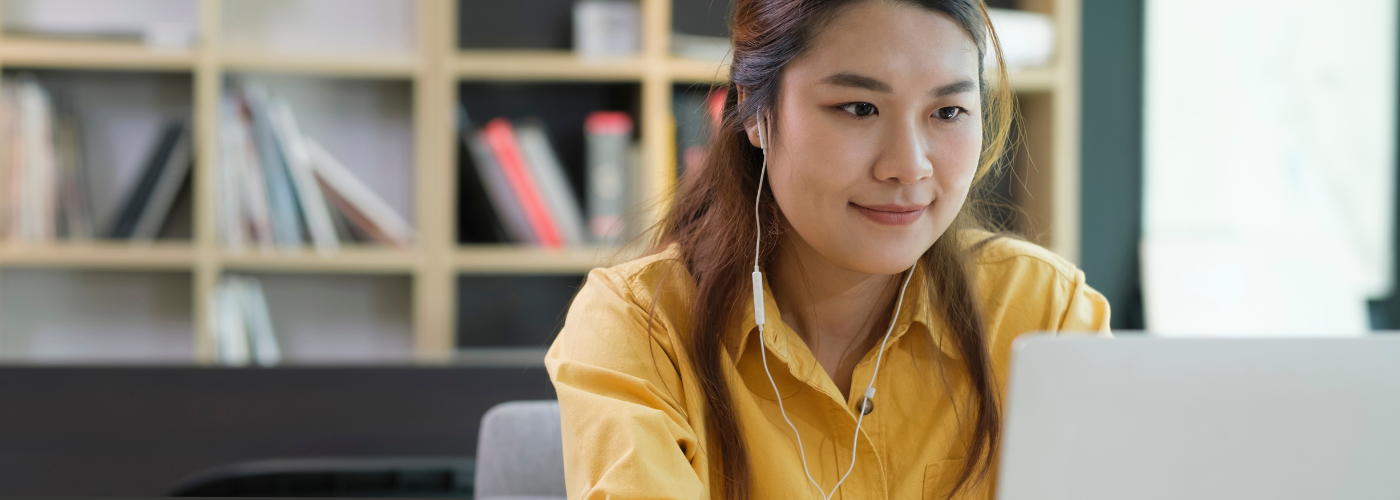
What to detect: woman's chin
<box><xmin>833</xmin><ymin>240</ymin><xmax>930</xmax><ymax>276</ymax></box>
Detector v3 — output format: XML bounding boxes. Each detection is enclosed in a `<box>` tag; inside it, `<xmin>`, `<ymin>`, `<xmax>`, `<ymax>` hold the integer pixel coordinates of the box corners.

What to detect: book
<box><xmin>241</xmin><ymin>84</ymin><xmax>305</xmax><ymax>250</ymax></box>
<box><xmin>238</xmin><ymin>276</ymin><xmax>281</xmax><ymax>367</ymax></box>
<box><xmin>306</xmin><ymin>139</ymin><xmax>415</xmax><ymax>248</ymax></box>
<box><xmin>216</xmin><ymin>94</ymin><xmax>248</xmax><ymax>251</ymax></box>
<box><xmin>0</xmin><ymin>81</ymin><xmax>15</xmax><ymax>239</ymax></box>
<box><xmin>482</xmin><ymin>117</ymin><xmax>562</xmax><ymax>248</ymax></box>
<box><xmin>455</xmin><ymin>127</ymin><xmax>509</xmax><ymax>244</ymax></box>
<box><xmin>212</xmin><ymin>275</ymin><xmax>283</xmax><ymax>367</ymax></box>
<box><xmin>128</xmin><ymin>123</ymin><xmax>193</xmax><ymax>241</ymax></box>
<box><xmin>460</xmin><ymin>107</ymin><xmax>533</xmax><ymax>245</ymax></box>
<box><xmin>15</xmin><ymin>76</ymin><xmax>57</xmax><ymax>242</ymax></box>
<box><xmin>514</xmin><ymin>119</ymin><xmax>587</xmax><ymax>246</ymax></box>
<box><xmin>108</xmin><ymin>120</ymin><xmax>187</xmax><ymax>239</ymax></box>
<box><xmin>267</xmin><ymin>97</ymin><xmax>338</xmax><ymax>256</ymax></box>
<box><xmin>585</xmin><ymin>111</ymin><xmax>633</xmax><ymax>243</ymax></box>
<box><xmin>212</xmin><ymin>278</ymin><xmax>251</xmax><ymax>366</ymax></box>
<box><xmin>229</xmin><ymin>94</ymin><xmax>276</xmax><ymax>251</ymax></box>
<box><xmin>52</xmin><ymin>98</ymin><xmax>94</xmax><ymax>240</ymax></box>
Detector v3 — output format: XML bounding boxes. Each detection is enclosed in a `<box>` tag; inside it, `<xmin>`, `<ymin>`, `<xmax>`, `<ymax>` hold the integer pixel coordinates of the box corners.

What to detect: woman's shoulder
<box><xmin>959</xmin><ymin>228</ymin><xmax>1083</xmax><ymax>284</ymax></box>
<box><xmin>583</xmin><ymin>243</ymin><xmax>692</xmax><ymax>305</ymax></box>
<box><xmin>957</xmin><ymin>228</ymin><xmax>1111</xmax><ymax>333</ymax></box>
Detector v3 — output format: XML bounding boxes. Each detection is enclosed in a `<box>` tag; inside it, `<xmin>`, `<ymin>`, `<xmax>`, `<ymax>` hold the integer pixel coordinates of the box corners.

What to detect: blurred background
<box><xmin>0</xmin><ymin>0</ymin><xmax>1388</xmax><ymax>364</ymax></box>
<box><xmin>0</xmin><ymin>0</ymin><xmax>1395</xmax><ymax>497</ymax></box>
<box><xmin>0</xmin><ymin>0</ymin><xmax>1391</xmax><ymax>360</ymax></box>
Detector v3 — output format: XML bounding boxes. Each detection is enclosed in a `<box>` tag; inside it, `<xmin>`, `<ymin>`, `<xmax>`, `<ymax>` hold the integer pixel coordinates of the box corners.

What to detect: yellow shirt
<box><xmin>545</xmin><ymin>231</ymin><xmax>1111</xmax><ymax>500</ymax></box>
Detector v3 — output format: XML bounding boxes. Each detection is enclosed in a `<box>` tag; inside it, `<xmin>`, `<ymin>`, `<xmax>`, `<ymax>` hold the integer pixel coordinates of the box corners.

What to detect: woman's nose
<box><xmin>872</xmin><ymin>120</ymin><xmax>934</xmax><ymax>185</ymax></box>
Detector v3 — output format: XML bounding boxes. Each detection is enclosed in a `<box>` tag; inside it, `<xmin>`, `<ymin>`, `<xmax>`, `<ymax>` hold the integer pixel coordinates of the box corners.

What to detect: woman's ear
<box><xmin>738</xmin><ymin>89</ymin><xmax>764</xmax><ymax>150</ymax></box>
<box><xmin>744</xmin><ymin>113</ymin><xmax>764</xmax><ymax>150</ymax></box>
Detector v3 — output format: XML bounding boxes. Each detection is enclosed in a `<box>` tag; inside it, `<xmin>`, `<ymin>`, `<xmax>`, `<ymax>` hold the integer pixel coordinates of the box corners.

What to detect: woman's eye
<box><xmin>840</xmin><ymin>102</ymin><xmax>877</xmax><ymax>117</ymax></box>
<box><xmin>935</xmin><ymin>107</ymin><xmax>965</xmax><ymax>120</ymax></box>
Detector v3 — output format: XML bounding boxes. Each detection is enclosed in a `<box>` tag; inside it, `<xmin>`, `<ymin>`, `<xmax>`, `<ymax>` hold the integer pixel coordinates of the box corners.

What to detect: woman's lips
<box><xmin>851</xmin><ymin>202</ymin><xmax>927</xmax><ymax>226</ymax></box>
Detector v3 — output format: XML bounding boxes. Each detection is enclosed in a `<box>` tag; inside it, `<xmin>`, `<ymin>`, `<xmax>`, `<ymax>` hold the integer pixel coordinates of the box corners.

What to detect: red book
<box><xmin>482</xmin><ymin>118</ymin><xmax>562</xmax><ymax>248</ymax></box>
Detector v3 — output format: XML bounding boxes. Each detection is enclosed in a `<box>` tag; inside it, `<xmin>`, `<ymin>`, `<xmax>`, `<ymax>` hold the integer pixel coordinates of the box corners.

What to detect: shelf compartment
<box><xmin>0</xmin><ymin>268</ymin><xmax>194</xmax><ymax>363</ymax></box>
<box><xmin>455</xmin><ymin>51</ymin><xmax>646</xmax><ymax>82</ymax></box>
<box><xmin>0</xmin><ymin>242</ymin><xmax>195</xmax><ymax>270</ymax></box>
<box><xmin>219</xmin><ymin>73</ymin><xmax>417</xmax><ymax>251</ymax></box>
<box><xmin>456</xmin><ymin>273</ymin><xmax>584</xmax><ymax>348</ymax></box>
<box><xmin>220</xmin><ymin>247</ymin><xmax>418</xmax><ymax>274</ymax></box>
<box><xmin>3</xmin><ymin>69</ymin><xmax>197</xmax><ymax>243</ymax></box>
<box><xmin>0</xmin><ymin>37</ymin><xmax>196</xmax><ymax>70</ymax></box>
<box><xmin>233</xmin><ymin>272</ymin><xmax>413</xmax><ymax>363</ymax></box>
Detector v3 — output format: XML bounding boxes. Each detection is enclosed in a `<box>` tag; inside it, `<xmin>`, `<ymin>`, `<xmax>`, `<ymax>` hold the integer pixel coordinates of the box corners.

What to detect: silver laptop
<box><xmin>997</xmin><ymin>335</ymin><xmax>1400</xmax><ymax>500</ymax></box>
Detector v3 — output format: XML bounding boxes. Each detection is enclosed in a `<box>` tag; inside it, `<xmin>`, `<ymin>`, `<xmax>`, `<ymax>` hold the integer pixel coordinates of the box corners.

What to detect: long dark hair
<box><xmin>653</xmin><ymin>1</ymin><xmax>1015</xmax><ymax>498</ymax></box>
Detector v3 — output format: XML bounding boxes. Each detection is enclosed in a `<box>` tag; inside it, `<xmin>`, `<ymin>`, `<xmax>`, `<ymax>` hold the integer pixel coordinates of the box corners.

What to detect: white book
<box><xmin>515</xmin><ymin>121</ymin><xmax>587</xmax><ymax>246</ymax></box>
<box><xmin>217</xmin><ymin>95</ymin><xmax>247</xmax><ymax>252</ymax></box>
<box><xmin>129</xmin><ymin>123</ymin><xmax>192</xmax><ymax>241</ymax></box>
<box><xmin>237</xmin><ymin>276</ymin><xmax>281</xmax><ymax>366</ymax></box>
<box><xmin>268</xmin><ymin>97</ymin><xmax>338</xmax><ymax>256</ymax></box>
<box><xmin>230</xmin><ymin>99</ymin><xmax>276</xmax><ymax>252</ymax></box>
<box><xmin>16</xmin><ymin>77</ymin><xmax>56</xmax><ymax>243</ymax></box>
<box><xmin>0</xmin><ymin>83</ymin><xmax>16</xmax><ymax>240</ymax></box>
<box><xmin>214</xmin><ymin>279</ymin><xmax>251</xmax><ymax>366</ymax></box>
<box><xmin>306</xmin><ymin>139</ymin><xmax>415</xmax><ymax>247</ymax></box>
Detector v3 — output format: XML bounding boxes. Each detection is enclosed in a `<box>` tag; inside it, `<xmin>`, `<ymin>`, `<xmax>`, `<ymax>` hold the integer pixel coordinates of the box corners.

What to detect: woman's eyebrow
<box><xmin>821</xmin><ymin>72</ymin><xmax>892</xmax><ymax>92</ymax></box>
<box><xmin>820</xmin><ymin>72</ymin><xmax>977</xmax><ymax>98</ymax></box>
<box><xmin>930</xmin><ymin>79</ymin><xmax>976</xmax><ymax>98</ymax></box>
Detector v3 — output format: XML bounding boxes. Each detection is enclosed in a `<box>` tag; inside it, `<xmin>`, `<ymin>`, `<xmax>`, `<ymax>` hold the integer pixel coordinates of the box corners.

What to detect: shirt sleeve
<box><xmin>1058</xmin><ymin>268</ymin><xmax>1112</xmax><ymax>335</ymax></box>
<box><xmin>544</xmin><ymin>266</ymin><xmax>706</xmax><ymax>500</ymax></box>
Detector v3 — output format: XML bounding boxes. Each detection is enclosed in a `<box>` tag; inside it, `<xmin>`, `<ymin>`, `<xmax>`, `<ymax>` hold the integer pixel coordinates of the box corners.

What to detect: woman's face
<box><xmin>747</xmin><ymin>1</ymin><xmax>983</xmax><ymax>276</ymax></box>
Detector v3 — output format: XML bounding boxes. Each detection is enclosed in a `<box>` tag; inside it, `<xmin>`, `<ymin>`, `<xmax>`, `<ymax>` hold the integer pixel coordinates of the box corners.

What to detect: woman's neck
<box><xmin>768</xmin><ymin>236</ymin><xmax>901</xmax><ymax>398</ymax></box>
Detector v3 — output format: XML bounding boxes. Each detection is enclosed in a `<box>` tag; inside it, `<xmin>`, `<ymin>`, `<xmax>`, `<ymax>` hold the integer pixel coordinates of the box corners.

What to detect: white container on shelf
<box><xmin>573</xmin><ymin>0</ymin><xmax>641</xmax><ymax>59</ymax></box>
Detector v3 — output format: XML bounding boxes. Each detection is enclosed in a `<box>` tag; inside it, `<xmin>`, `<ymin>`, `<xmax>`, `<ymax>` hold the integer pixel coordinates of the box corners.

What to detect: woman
<box><xmin>546</xmin><ymin>0</ymin><xmax>1110</xmax><ymax>498</ymax></box>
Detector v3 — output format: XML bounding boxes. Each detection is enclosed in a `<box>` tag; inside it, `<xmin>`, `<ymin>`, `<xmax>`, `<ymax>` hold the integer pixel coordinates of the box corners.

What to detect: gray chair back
<box><xmin>474</xmin><ymin>400</ymin><xmax>567</xmax><ymax>500</ymax></box>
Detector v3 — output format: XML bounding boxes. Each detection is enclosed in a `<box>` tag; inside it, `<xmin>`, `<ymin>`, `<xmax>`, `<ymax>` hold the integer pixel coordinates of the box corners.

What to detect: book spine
<box><xmin>109</xmin><ymin>122</ymin><xmax>184</xmax><ymax>239</ymax></box>
<box><xmin>230</xmin><ymin>94</ymin><xmax>276</xmax><ymax>251</ymax></box>
<box><xmin>268</xmin><ymin>98</ymin><xmax>338</xmax><ymax>256</ymax></box>
<box><xmin>305</xmin><ymin>139</ymin><xmax>415</xmax><ymax>247</ymax></box>
<box><xmin>239</xmin><ymin>276</ymin><xmax>281</xmax><ymax>367</ymax></box>
<box><xmin>0</xmin><ymin>80</ymin><xmax>16</xmax><ymax>240</ymax></box>
<box><xmin>464</xmin><ymin>131</ymin><xmax>536</xmax><ymax>245</ymax></box>
<box><xmin>216</xmin><ymin>94</ymin><xmax>247</xmax><ymax>251</ymax></box>
<box><xmin>515</xmin><ymin>121</ymin><xmax>587</xmax><ymax>246</ymax></box>
<box><xmin>482</xmin><ymin>118</ymin><xmax>562</xmax><ymax>248</ymax></box>
<box><xmin>243</xmin><ymin>85</ymin><xmax>305</xmax><ymax>250</ymax></box>
<box><xmin>129</xmin><ymin>125</ymin><xmax>193</xmax><ymax>241</ymax></box>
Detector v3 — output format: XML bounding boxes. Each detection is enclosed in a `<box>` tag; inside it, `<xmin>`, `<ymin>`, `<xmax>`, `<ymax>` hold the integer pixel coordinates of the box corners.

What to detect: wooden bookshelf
<box><xmin>0</xmin><ymin>0</ymin><xmax>1081</xmax><ymax>365</ymax></box>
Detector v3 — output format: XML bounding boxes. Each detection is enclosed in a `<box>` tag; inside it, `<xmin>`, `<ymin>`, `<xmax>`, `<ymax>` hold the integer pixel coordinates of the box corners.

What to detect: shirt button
<box><xmin>857</xmin><ymin>396</ymin><xmax>874</xmax><ymax>415</ymax></box>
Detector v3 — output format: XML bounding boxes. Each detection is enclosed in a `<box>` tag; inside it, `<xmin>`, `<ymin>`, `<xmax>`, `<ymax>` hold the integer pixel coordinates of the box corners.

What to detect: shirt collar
<box><xmin>730</xmin><ymin>265</ymin><xmax>963</xmax><ymax>363</ymax></box>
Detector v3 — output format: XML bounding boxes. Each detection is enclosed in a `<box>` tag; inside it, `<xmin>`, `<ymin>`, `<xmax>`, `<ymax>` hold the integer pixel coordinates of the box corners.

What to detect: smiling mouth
<box><xmin>851</xmin><ymin>202</ymin><xmax>927</xmax><ymax>226</ymax></box>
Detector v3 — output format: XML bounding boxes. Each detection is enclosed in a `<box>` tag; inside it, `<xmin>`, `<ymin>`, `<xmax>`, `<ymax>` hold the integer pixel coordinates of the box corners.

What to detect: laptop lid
<box><xmin>997</xmin><ymin>335</ymin><xmax>1400</xmax><ymax>500</ymax></box>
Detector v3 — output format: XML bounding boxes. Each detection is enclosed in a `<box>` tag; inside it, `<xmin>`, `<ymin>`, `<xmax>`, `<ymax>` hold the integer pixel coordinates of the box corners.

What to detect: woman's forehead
<box><xmin>790</xmin><ymin>2</ymin><xmax>980</xmax><ymax>92</ymax></box>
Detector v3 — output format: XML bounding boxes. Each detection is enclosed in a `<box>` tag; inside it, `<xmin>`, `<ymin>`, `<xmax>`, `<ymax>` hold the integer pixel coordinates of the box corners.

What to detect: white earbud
<box><xmin>749</xmin><ymin>109</ymin><xmax>916</xmax><ymax>499</ymax></box>
<box><xmin>756</xmin><ymin>114</ymin><xmax>768</xmax><ymax>152</ymax></box>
